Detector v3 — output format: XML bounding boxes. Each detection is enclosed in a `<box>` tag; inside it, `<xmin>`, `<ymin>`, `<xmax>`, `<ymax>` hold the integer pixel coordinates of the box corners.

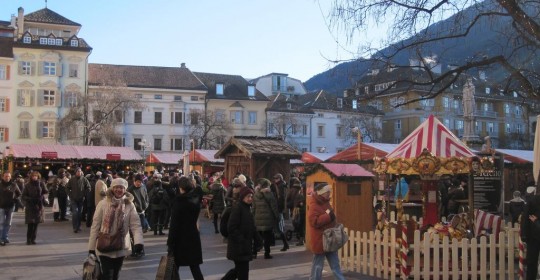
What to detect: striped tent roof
<box><xmin>386</xmin><ymin>115</ymin><xmax>476</xmax><ymax>159</ymax></box>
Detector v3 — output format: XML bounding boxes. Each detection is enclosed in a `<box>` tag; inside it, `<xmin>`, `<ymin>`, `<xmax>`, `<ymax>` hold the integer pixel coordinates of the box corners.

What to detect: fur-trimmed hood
<box><xmin>105</xmin><ymin>188</ymin><xmax>135</xmax><ymax>204</ymax></box>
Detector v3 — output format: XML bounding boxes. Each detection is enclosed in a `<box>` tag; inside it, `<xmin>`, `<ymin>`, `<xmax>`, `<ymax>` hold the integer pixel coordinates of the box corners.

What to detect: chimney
<box><xmin>17</xmin><ymin>7</ymin><xmax>24</xmax><ymax>37</ymax></box>
<box><xmin>343</xmin><ymin>90</ymin><xmax>348</xmax><ymax>98</ymax></box>
<box><xmin>180</xmin><ymin>62</ymin><xmax>186</xmax><ymax>68</ymax></box>
<box><xmin>479</xmin><ymin>70</ymin><xmax>486</xmax><ymax>81</ymax></box>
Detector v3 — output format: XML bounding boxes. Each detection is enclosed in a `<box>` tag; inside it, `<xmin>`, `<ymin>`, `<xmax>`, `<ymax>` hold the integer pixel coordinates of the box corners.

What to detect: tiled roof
<box><xmin>88</xmin><ymin>64</ymin><xmax>207</xmax><ymax>91</ymax></box>
<box><xmin>300</xmin><ymin>90</ymin><xmax>384</xmax><ymax>115</ymax></box>
<box><xmin>267</xmin><ymin>93</ymin><xmax>314</xmax><ymax>114</ymax></box>
<box><xmin>0</xmin><ymin>20</ymin><xmax>13</xmax><ymax>28</ymax></box>
<box><xmin>194</xmin><ymin>72</ymin><xmax>269</xmax><ymax>101</ymax></box>
<box><xmin>24</xmin><ymin>8</ymin><xmax>81</xmax><ymax>26</ymax></box>
<box><xmin>215</xmin><ymin>136</ymin><xmax>301</xmax><ymax>159</ymax></box>
<box><xmin>0</xmin><ymin>37</ymin><xmax>14</xmax><ymax>58</ymax></box>
<box><xmin>14</xmin><ymin>33</ymin><xmax>92</xmax><ymax>50</ymax></box>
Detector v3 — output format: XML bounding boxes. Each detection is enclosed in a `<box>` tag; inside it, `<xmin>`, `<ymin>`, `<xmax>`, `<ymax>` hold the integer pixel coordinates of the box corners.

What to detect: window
<box><xmin>154</xmin><ymin>139</ymin><xmax>162</xmax><ymax>151</ymax></box>
<box><xmin>47</xmin><ymin>38</ymin><xmax>55</xmax><ymax>45</ymax></box>
<box><xmin>216</xmin><ymin>109</ymin><xmax>225</xmax><ymax>122</ymax></box>
<box><xmin>517</xmin><ymin>124</ymin><xmax>523</xmax><ymax>134</ymax></box>
<box><xmin>170</xmin><ymin>138</ymin><xmax>183</xmax><ymax>151</ymax></box>
<box><xmin>488</xmin><ymin>122</ymin><xmax>494</xmax><ymax>133</ymax></box>
<box><xmin>133</xmin><ymin>138</ymin><xmax>142</xmax><ymax>150</ymax></box>
<box><xmin>515</xmin><ymin>105</ymin><xmax>523</xmax><ymax>117</ymax></box>
<box><xmin>190</xmin><ymin>112</ymin><xmax>199</xmax><ymax>125</ymax></box>
<box><xmin>291</xmin><ymin>124</ymin><xmax>298</xmax><ymax>135</ymax></box>
<box><xmin>504</xmin><ymin>104</ymin><xmax>510</xmax><ymax>114</ymax></box>
<box><xmin>154</xmin><ymin>94</ymin><xmax>162</xmax><ymax>100</ymax></box>
<box><xmin>336</xmin><ymin>125</ymin><xmax>343</xmax><ymax>138</ymax></box>
<box><xmin>39</xmin><ymin>121</ymin><xmax>55</xmax><ymax>138</ymax></box>
<box><xmin>506</xmin><ymin>123</ymin><xmax>511</xmax><ymax>133</ymax></box>
<box><xmin>0</xmin><ymin>98</ymin><xmax>7</xmax><ymax>112</ymax></box>
<box><xmin>395</xmin><ymin>120</ymin><xmax>401</xmax><ymax>130</ymax></box>
<box><xmin>134</xmin><ymin>111</ymin><xmax>142</xmax><ymax>123</ymax></box>
<box><xmin>337</xmin><ymin>98</ymin><xmax>343</xmax><ymax>108</ymax></box>
<box><xmin>0</xmin><ymin>127</ymin><xmax>7</xmax><ymax>142</ymax></box>
<box><xmin>19</xmin><ymin>121</ymin><xmax>29</xmax><ymax>139</ymax></box>
<box><xmin>390</xmin><ymin>97</ymin><xmax>406</xmax><ymax>110</ymax></box>
<box><xmin>444</xmin><ymin>119</ymin><xmax>450</xmax><ymax>128</ymax></box>
<box><xmin>248</xmin><ymin>85</ymin><xmax>255</xmax><ymax>97</ymax></box>
<box><xmin>216</xmin><ymin>83</ymin><xmax>224</xmax><ymax>95</ymax></box>
<box><xmin>42</xmin><ymin>90</ymin><xmax>55</xmax><ymax>106</ymax></box>
<box><xmin>21</xmin><ymin>61</ymin><xmax>32</xmax><ymax>75</ymax></box>
<box><xmin>39</xmin><ymin>38</ymin><xmax>47</xmax><ymax>44</ymax></box>
<box><xmin>352</xmin><ymin>100</ymin><xmax>357</xmax><ymax>109</ymax></box>
<box><xmin>23</xmin><ymin>36</ymin><xmax>31</xmax><ymax>44</ymax></box>
<box><xmin>230</xmin><ymin>111</ymin><xmax>243</xmax><ymax>124</ymax></box>
<box><xmin>268</xmin><ymin>123</ymin><xmax>275</xmax><ymax>134</ymax></box>
<box><xmin>65</xmin><ymin>92</ymin><xmax>78</xmax><ymax>107</ymax></box>
<box><xmin>171</xmin><ymin>112</ymin><xmax>183</xmax><ymax>124</ymax></box>
<box><xmin>317</xmin><ymin>124</ymin><xmax>325</xmax><ymax>137</ymax></box>
<box><xmin>302</xmin><ymin>125</ymin><xmax>308</xmax><ymax>136</ymax></box>
<box><xmin>420</xmin><ymin>99</ymin><xmax>434</xmax><ymax>107</ymax></box>
<box><xmin>43</xmin><ymin>62</ymin><xmax>56</xmax><ymax>75</ymax></box>
<box><xmin>0</xmin><ymin>65</ymin><xmax>8</xmax><ymax>80</ymax></box>
<box><xmin>55</xmin><ymin>38</ymin><xmax>63</xmax><ymax>46</ymax></box>
<box><xmin>93</xmin><ymin>110</ymin><xmax>103</xmax><ymax>123</ymax></box>
<box><xmin>456</xmin><ymin>120</ymin><xmax>464</xmax><ymax>130</ymax></box>
<box><xmin>317</xmin><ymin>113</ymin><xmax>324</xmax><ymax>117</ymax></box>
<box><xmin>114</xmin><ymin>110</ymin><xmax>124</xmax><ymax>123</ymax></box>
<box><xmin>18</xmin><ymin>90</ymin><xmax>34</xmax><ymax>106</ymax></box>
<box><xmin>475</xmin><ymin>121</ymin><xmax>480</xmax><ymax>133</ymax></box>
<box><xmin>443</xmin><ymin>97</ymin><xmax>450</xmax><ymax>108</ymax></box>
<box><xmin>369</xmin><ymin>100</ymin><xmax>383</xmax><ymax>110</ymax></box>
<box><xmin>68</xmin><ymin>64</ymin><xmax>78</xmax><ymax>78</ymax></box>
<box><xmin>70</xmin><ymin>39</ymin><xmax>78</xmax><ymax>47</ymax></box>
<box><xmin>174</xmin><ymin>96</ymin><xmax>182</xmax><ymax>102</ymax></box>
<box><xmin>191</xmin><ymin>96</ymin><xmax>198</xmax><ymax>101</ymax></box>
<box><xmin>347</xmin><ymin>184</ymin><xmax>361</xmax><ymax>196</ymax></box>
<box><xmin>154</xmin><ymin>112</ymin><xmax>162</xmax><ymax>124</ymax></box>
<box><xmin>248</xmin><ymin>111</ymin><xmax>257</xmax><ymax>125</ymax></box>
<box><xmin>134</xmin><ymin>93</ymin><xmax>143</xmax><ymax>99</ymax></box>
<box><xmin>287</xmin><ymin>103</ymin><xmax>292</xmax><ymax>110</ymax></box>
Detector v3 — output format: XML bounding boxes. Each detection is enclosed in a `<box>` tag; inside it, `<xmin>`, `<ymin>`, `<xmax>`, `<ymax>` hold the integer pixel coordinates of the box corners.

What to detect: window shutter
<box><xmin>37</xmin><ymin>90</ymin><xmax>44</xmax><ymax>106</ymax></box>
<box><xmin>63</xmin><ymin>91</ymin><xmax>68</xmax><ymax>107</ymax></box>
<box><xmin>31</xmin><ymin>62</ymin><xmax>36</xmax><ymax>76</ymax></box>
<box><xmin>18</xmin><ymin>62</ymin><xmax>23</xmax><ymax>75</ymax></box>
<box><xmin>6</xmin><ymin>66</ymin><xmax>9</xmax><ymax>80</ymax></box>
<box><xmin>55</xmin><ymin>90</ymin><xmax>61</xmax><ymax>107</ymax></box>
<box><xmin>38</xmin><ymin>62</ymin><xmax>44</xmax><ymax>76</ymax></box>
<box><xmin>56</xmin><ymin>64</ymin><xmax>62</xmax><ymax>77</ymax></box>
<box><xmin>17</xmin><ymin>90</ymin><xmax>21</xmax><ymax>106</ymax></box>
<box><xmin>170</xmin><ymin>112</ymin><xmax>173</xmax><ymax>124</ymax></box>
<box><xmin>4</xmin><ymin>127</ymin><xmax>8</xmax><ymax>142</ymax></box>
<box><xmin>5</xmin><ymin>98</ymin><xmax>9</xmax><ymax>112</ymax></box>
<box><xmin>36</xmin><ymin>122</ymin><xmax>43</xmax><ymax>138</ymax></box>
<box><xmin>30</xmin><ymin>90</ymin><xmax>35</xmax><ymax>106</ymax></box>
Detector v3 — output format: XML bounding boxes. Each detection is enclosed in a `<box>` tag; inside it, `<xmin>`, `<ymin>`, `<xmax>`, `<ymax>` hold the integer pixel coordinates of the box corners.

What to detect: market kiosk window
<box><xmin>347</xmin><ymin>184</ymin><xmax>361</xmax><ymax>196</ymax></box>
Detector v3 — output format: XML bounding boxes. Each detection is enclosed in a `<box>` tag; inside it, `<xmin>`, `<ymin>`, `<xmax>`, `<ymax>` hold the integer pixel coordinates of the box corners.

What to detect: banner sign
<box><xmin>41</xmin><ymin>151</ymin><xmax>58</xmax><ymax>159</ymax></box>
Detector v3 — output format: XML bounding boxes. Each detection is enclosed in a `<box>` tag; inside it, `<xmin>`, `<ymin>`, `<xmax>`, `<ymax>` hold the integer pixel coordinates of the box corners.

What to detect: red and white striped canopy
<box><xmin>386</xmin><ymin>115</ymin><xmax>476</xmax><ymax>159</ymax></box>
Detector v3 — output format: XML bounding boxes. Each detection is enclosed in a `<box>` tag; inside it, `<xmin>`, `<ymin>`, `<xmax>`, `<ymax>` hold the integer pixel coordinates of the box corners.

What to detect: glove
<box><xmin>133</xmin><ymin>244</ymin><xmax>144</xmax><ymax>255</ymax></box>
<box><xmin>329</xmin><ymin>210</ymin><xmax>336</xmax><ymax>222</ymax></box>
<box><xmin>89</xmin><ymin>250</ymin><xmax>96</xmax><ymax>256</ymax></box>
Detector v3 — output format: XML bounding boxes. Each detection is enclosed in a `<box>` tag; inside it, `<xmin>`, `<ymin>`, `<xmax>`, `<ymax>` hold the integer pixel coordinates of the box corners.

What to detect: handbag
<box><xmin>52</xmin><ymin>198</ymin><xmax>60</xmax><ymax>212</ymax></box>
<box><xmin>322</xmin><ymin>223</ymin><xmax>348</xmax><ymax>252</ymax></box>
<box><xmin>96</xmin><ymin>230</ymin><xmax>124</xmax><ymax>253</ymax></box>
<box><xmin>82</xmin><ymin>254</ymin><xmax>101</xmax><ymax>280</ymax></box>
<box><xmin>155</xmin><ymin>254</ymin><xmax>180</xmax><ymax>280</ymax></box>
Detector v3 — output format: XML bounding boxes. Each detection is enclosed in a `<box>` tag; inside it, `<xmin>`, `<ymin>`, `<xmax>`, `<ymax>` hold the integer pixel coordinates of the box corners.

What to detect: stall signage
<box><xmin>106</xmin><ymin>153</ymin><xmax>121</xmax><ymax>160</ymax></box>
<box><xmin>473</xmin><ymin>152</ymin><xmax>503</xmax><ymax>213</ymax></box>
<box><xmin>41</xmin><ymin>151</ymin><xmax>58</xmax><ymax>159</ymax></box>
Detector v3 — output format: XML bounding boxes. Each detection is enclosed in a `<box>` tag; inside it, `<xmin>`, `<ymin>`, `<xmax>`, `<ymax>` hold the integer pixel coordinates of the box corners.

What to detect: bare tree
<box><xmin>328</xmin><ymin>0</ymin><xmax>540</xmax><ymax>101</ymax></box>
<box><xmin>339</xmin><ymin>115</ymin><xmax>382</xmax><ymax>145</ymax></box>
<box><xmin>268</xmin><ymin>113</ymin><xmax>308</xmax><ymax>150</ymax></box>
<box><xmin>188</xmin><ymin>109</ymin><xmax>233</xmax><ymax>150</ymax></box>
<box><xmin>58</xmin><ymin>81</ymin><xmax>144</xmax><ymax>146</ymax></box>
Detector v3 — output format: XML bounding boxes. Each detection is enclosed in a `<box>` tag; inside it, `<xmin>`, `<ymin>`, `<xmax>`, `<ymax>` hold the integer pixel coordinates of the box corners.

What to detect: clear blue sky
<box><xmin>3</xmin><ymin>0</ymin><xmax>366</xmax><ymax>82</ymax></box>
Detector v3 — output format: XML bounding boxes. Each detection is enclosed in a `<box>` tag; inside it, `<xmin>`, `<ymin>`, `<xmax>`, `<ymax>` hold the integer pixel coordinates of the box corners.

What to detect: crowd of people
<box><xmin>0</xmin><ymin>167</ymin><xmax>345</xmax><ymax>280</ymax></box>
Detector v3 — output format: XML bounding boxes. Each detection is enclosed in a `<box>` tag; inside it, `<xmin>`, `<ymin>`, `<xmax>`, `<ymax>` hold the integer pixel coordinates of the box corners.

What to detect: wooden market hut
<box><xmin>214</xmin><ymin>136</ymin><xmax>301</xmax><ymax>184</ymax></box>
<box><xmin>306</xmin><ymin>163</ymin><xmax>375</xmax><ymax>233</ymax></box>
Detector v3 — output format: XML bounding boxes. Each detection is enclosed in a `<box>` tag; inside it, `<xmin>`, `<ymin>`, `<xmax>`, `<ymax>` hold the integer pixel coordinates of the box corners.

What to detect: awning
<box><xmin>148</xmin><ymin>150</ymin><xmax>223</xmax><ymax>165</ymax></box>
<box><xmin>6</xmin><ymin>144</ymin><xmax>142</xmax><ymax>161</ymax></box>
<box><xmin>495</xmin><ymin>149</ymin><xmax>533</xmax><ymax>164</ymax></box>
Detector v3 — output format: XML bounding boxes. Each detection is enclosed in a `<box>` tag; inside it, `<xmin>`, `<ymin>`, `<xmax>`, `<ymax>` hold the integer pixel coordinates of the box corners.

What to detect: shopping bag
<box><xmin>155</xmin><ymin>254</ymin><xmax>179</xmax><ymax>280</ymax></box>
<box><xmin>82</xmin><ymin>254</ymin><xmax>101</xmax><ymax>280</ymax></box>
<box><xmin>322</xmin><ymin>223</ymin><xmax>348</xmax><ymax>252</ymax></box>
<box><xmin>52</xmin><ymin>198</ymin><xmax>59</xmax><ymax>212</ymax></box>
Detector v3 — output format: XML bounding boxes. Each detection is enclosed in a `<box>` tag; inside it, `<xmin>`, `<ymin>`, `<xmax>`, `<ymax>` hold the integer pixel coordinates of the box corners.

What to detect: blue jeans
<box><xmin>0</xmin><ymin>206</ymin><xmax>14</xmax><ymax>241</ymax></box>
<box><xmin>71</xmin><ymin>200</ymin><xmax>84</xmax><ymax>231</ymax></box>
<box><xmin>310</xmin><ymin>251</ymin><xmax>345</xmax><ymax>280</ymax></box>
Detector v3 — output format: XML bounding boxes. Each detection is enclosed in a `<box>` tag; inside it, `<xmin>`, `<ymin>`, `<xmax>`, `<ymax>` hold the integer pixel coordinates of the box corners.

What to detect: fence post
<box><xmin>400</xmin><ymin>221</ymin><xmax>409</xmax><ymax>279</ymax></box>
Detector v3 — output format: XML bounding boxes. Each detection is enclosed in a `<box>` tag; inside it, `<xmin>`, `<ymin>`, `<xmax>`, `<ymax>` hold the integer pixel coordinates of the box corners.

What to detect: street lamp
<box><xmin>138</xmin><ymin>139</ymin><xmax>151</xmax><ymax>171</ymax></box>
<box><xmin>190</xmin><ymin>139</ymin><xmax>195</xmax><ymax>170</ymax></box>
<box><xmin>352</xmin><ymin>127</ymin><xmax>362</xmax><ymax>161</ymax></box>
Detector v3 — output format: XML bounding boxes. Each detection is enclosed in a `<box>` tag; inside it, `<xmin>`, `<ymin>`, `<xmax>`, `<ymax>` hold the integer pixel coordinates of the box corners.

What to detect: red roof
<box><xmin>319</xmin><ymin>163</ymin><xmax>374</xmax><ymax>177</ymax></box>
<box><xmin>327</xmin><ymin>143</ymin><xmax>397</xmax><ymax>162</ymax></box>
<box><xmin>301</xmin><ymin>152</ymin><xmax>336</xmax><ymax>163</ymax></box>
<box><xmin>147</xmin><ymin>150</ymin><xmax>223</xmax><ymax>165</ymax></box>
<box><xmin>7</xmin><ymin>144</ymin><xmax>142</xmax><ymax>160</ymax></box>
<box><xmin>386</xmin><ymin>115</ymin><xmax>476</xmax><ymax>159</ymax></box>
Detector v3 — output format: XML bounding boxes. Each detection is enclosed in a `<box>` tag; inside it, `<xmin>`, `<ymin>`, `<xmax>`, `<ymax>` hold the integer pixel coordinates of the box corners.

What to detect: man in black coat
<box><xmin>270</xmin><ymin>173</ymin><xmax>289</xmax><ymax>251</ymax></box>
<box><xmin>0</xmin><ymin>172</ymin><xmax>22</xmax><ymax>245</ymax></box>
<box><xmin>521</xmin><ymin>190</ymin><xmax>540</xmax><ymax>280</ymax></box>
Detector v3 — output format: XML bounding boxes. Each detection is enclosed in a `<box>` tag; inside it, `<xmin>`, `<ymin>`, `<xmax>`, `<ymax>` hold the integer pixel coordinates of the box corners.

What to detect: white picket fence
<box><xmin>339</xmin><ymin>221</ymin><xmax>522</xmax><ymax>279</ymax></box>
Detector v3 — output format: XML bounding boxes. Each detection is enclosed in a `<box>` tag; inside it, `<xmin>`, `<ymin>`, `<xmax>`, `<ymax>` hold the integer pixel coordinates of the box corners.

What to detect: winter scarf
<box><xmin>101</xmin><ymin>196</ymin><xmax>126</xmax><ymax>234</ymax></box>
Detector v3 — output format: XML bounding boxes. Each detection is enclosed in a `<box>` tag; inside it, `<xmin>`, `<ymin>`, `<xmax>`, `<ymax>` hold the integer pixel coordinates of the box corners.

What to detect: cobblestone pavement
<box><xmin>1</xmin><ymin>209</ymin><xmax>377</xmax><ymax>280</ymax></box>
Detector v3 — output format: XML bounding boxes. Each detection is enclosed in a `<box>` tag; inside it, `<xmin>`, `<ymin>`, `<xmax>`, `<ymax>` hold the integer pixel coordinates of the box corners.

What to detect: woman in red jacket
<box><xmin>307</xmin><ymin>183</ymin><xmax>345</xmax><ymax>280</ymax></box>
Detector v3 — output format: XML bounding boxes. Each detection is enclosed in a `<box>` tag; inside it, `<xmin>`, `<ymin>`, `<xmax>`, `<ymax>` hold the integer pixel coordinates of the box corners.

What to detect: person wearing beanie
<box><xmin>127</xmin><ymin>174</ymin><xmax>150</xmax><ymax>235</ymax></box>
<box><xmin>88</xmin><ymin>177</ymin><xmax>144</xmax><ymax>279</ymax></box>
<box><xmin>308</xmin><ymin>183</ymin><xmax>345</xmax><ymax>280</ymax></box>
<box><xmin>270</xmin><ymin>173</ymin><xmax>289</xmax><ymax>251</ymax></box>
<box><xmin>222</xmin><ymin>186</ymin><xmax>261</xmax><ymax>280</ymax></box>
<box><xmin>252</xmin><ymin>179</ymin><xmax>279</xmax><ymax>259</ymax></box>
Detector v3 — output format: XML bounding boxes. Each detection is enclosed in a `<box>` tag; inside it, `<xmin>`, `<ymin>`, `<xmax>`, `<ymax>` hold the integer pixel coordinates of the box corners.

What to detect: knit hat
<box><xmin>315</xmin><ymin>184</ymin><xmax>332</xmax><ymax>195</ymax></box>
<box><xmin>111</xmin><ymin>178</ymin><xmax>128</xmax><ymax>189</ymax></box>
<box><xmin>237</xmin><ymin>174</ymin><xmax>247</xmax><ymax>184</ymax></box>
<box><xmin>238</xmin><ymin>187</ymin><xmax>254</xmax><ymax>201</ymax></box>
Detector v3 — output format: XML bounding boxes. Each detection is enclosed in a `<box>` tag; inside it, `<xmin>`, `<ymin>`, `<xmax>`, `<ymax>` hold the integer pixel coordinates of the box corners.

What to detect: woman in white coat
<box><xmin>88</xmin><ymin>178</ymin><xmax>144</xmax><ymax>280</ymax></box>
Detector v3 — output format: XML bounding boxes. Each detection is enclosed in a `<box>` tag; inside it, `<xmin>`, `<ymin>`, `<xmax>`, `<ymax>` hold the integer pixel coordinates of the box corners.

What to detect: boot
<box><xmin>280</xmin><ymin>233</ymin><xmax>289</xmax><ymax>251</ymax></box>
<box><xmin>264</xmin><ymin>252</ymin><xmax>273</xmax><ymax>259</ymax></box>
<box><xmin>159</xmin><ymin>226</ymin><xmax>165</xmax><ymax>235</ymax></box>
<box><xmin>153</xmin><ymin>227</ymin><xmax>157</xmax><ymax>235</ymax></box>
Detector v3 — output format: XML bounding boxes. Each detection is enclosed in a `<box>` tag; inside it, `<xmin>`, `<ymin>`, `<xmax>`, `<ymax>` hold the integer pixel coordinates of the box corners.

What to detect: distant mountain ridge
<box><xmin>304</xmin><ymin>0</ymin><xmax>523</xmax><ymax>94</ymax></box>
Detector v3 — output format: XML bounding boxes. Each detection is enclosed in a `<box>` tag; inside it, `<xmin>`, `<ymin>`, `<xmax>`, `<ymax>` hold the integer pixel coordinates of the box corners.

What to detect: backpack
<box><xmin>220</xmin><ymin>207</ymin><xmax>232</xmax><ymax>238</ymax></box>
<box><xmin>152</xmin><ymin>188</ymin><xmax>164</xmax><ymax>204</ymax></box>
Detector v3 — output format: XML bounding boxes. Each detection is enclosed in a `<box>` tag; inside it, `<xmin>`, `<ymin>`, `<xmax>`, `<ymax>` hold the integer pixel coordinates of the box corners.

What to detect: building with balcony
<box><xmin>251</xmin><ymin>73</ymin><xmax>307</xmax><ymax>98</ymax></box>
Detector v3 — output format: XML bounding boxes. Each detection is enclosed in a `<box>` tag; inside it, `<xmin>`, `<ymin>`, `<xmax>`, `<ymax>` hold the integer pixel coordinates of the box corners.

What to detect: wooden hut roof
<box><xmin>214</xmin><ymin>136</ymin><xmax>301</xmax><ymax>159</ymax></box>
<box><xmin>316</xmin><ymin>163</ymin><xmax>374</xmax><ymax>178</ymax></box>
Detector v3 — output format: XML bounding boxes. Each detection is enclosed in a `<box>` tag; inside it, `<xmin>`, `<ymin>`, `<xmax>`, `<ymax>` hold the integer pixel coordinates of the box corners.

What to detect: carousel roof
<box><xmin>386</xmin><ymin>115</ymin><xmax>476</xmax><ymax>159</ymax></box>
<box><xmin>6</xmin><ymin>144</ymin><xmax>142</xmax><ymax>160</ymax></box>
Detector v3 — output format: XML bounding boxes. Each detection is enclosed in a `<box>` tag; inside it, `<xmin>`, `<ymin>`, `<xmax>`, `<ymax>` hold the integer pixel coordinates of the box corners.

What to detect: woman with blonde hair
<box><xmin>22</xmin><ymin>171</ymin><xmax>48</xmax><ymax>245</ymax></box>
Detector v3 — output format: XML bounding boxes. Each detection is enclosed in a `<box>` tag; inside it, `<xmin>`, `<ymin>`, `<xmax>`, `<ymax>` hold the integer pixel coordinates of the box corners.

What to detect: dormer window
<box><xmin>287</xmin><ymin>103</ymin><xmax>292</xmax><ymax>110</ymax></box>
<box><xmin>352</xmin><ymin>100</ymin><xmax>357</xmax><ymax>109</ymax></box>
<box><xmin>23</xmin><ymin>36</ymin><xmax>31</xmax><ymax>44</ymax></box>
<box><xmin>55</xmin><ymin>38</ymin><xmax>63</xmax><ymax>46</ymax></box>
<box><xmin>216</xmin><ymin>83</ymin><xmax>224</xmax><ymax>95</ymax></box>
<box><xmin>337</xmin><ymin>98</ymin><xmax>343</xmax><ymax>108</ymax></box>
<box><xmin>248</xmin><ymin>85</ymin><xmax>255</xmax><ymax>97</ymax></box>
<box><xmin>70</xmin><ymin>39</ymin><xmax>79</xmax><ymax>47</ymax></box>
<box><xmin>39</xmin><ymin>38</ymin><xmax>47</xmax><ymax>45</ymax></box>
<box><xmin>47</xmin><ymin>38</ymin><xmax>55</xmax><ymax>45</ymax></box>
<box><xmin>485</xmin><ymin>87</ymin><xmax>490</xmax><ymax>94</ymax></box>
